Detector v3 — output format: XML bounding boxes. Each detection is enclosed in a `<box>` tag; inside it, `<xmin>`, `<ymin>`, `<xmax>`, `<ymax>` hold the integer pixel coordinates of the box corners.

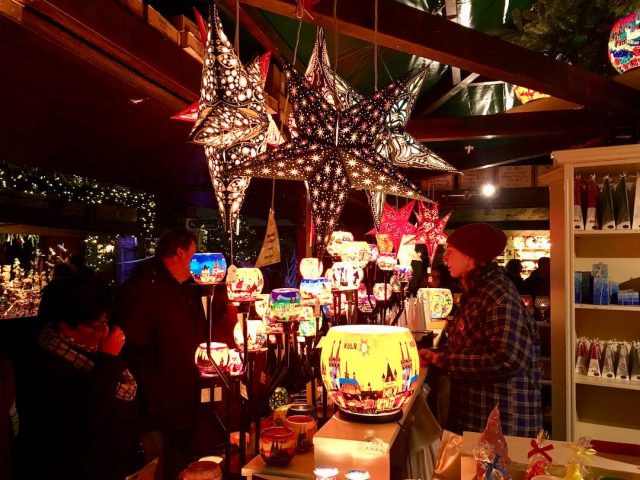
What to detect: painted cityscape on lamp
<box><xmin>321</xmin><ymin>338</ymin><xmax>419</xmax><ymax>415</ymax></box>
<box><xmin>190</xmin><ymin>252</ymin><xmax>227</xmax><ymax>284</ymax></box>
<box><xmin>608</xmin><ymin>11</ymin><xmax>640</xmax><ymax>73</ymax></box>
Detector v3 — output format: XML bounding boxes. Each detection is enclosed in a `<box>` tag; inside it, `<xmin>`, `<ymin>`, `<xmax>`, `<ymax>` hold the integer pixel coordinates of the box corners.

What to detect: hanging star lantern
<box><xmin>366</xmin><ymin>201</ymin><xmax>418</xmax><ymax>253</ymax></box>
<box><xmin>408</xmin><ymin>201</ymin><xmax>452</xmax><ymax>263</ymax></box>
<box><xmin>229</xmin><ymin>60</ymin><xmax>429</xmax><ymax>258</ymax></box>
<box><xmin>188</xmin><ymin>4</ymin><xmax>268</xmax><ymax>149</ymax></box>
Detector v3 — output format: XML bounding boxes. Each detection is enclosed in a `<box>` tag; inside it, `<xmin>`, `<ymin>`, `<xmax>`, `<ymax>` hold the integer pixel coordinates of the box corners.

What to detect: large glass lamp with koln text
<box><xmin>320</xmin><ymin>325</ymin><xmax>420</xmax><ymax>423</ymax></box>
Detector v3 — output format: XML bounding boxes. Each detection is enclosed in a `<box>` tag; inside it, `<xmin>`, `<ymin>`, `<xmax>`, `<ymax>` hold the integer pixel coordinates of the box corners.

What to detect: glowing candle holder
<box><xmin>320</xmin><ymin>325</ymin><xmax>420</xmax><ymax>423</ymax></box>
<box><xmin>376</xmin><ymin>233</ymin><xmax>393</xmax><ymax>253</ymax></box>
<box><xmin>609</xmin><ymin>11</ymin><xmax>640</xmax><ymax>73</ymax></box>
<box><xmin>269</xmin><ymin>288</ymin><xmax>302</xmax><ymax>323</ymax></box>
<box><xmin>226</xmin><ymin>266</ymin><xmax>264</xmax><ymax>302</ymax></box>
<box><xmin>376</xmin><ymin>253</ymin><xmax>397</xmax><ymax>271</ymax></box>
<box><xmin>417</xmin><ymin>288</ymin><xmax>454</xmax><ymax>319</ymax></box>
<box><xmin>254</xmin><ymin>293</ymin><xmax>270</xmax><ymax>318</ymax></box>
<box><xmin>357</xmin><ymin>294</ymin><xmax>377</xmax><ymax>313</ymax></box>
<box><xmin>393</xmin><ymin>264</ymin><xmax>413</xmax><ymax>283</ymax></box>
<box><xmin>368</xmin><ymin>244</ymin><xmax>379</xmax><ymax>263</ymax></box>
<box><xmin>300</xmin><ymin>257</ymin><xmax>323</xmax><ymax>279</ymax></box>
<box><xmin>313</xmin><ymin>467</ymin><xmax>339</xmax><ymax>480</ymax></box>
<box><xmin>345</xmin><ymin>470</ymin><xmax>370</xmax><ymax>480</ymax></box>
<box><xmin>298</xmin><ymin>309</ymin><xmax>322</xmax><ymax>337</ymax></box>
<box><xmin>327</xmin><ymin>261</ymin><xmax>363</xmax><ymax>290</ymax></box>
<box><xmin>227</xmin><ymin>349</ymin><xmax>244</xmax><ymax>376</ymax></box>
<box><xmin>233</xmin><ymin>319</ymin><xmax>267</xmax><ymax>350</ymax></box>
<box><xmin>340</xmin><ymin>241</ymin><xmax>371</xmax><ymax>268</ymax></box>
<box><xmin>195</xmin><ymin>342</ymin><xmax>230</xmax><ymax>377</ymax></box>
<box><xmin>190</xmin><ymin>252</ymin><xmax>227</xmax><ymax>284</ymax></box>
<box><xmin>300</xmin><ymin>277</ymin><xmax>331</xmax><ymax>300</ymax></box>
<box><xmin>326</xmin><ymin>231</ymin><xmax>354</xmax><ymax>257</ymax></box>
<box><xmin>373</xmin><ymin>283</ymin><xmax>393</xmax><ymax>301</ymax></box>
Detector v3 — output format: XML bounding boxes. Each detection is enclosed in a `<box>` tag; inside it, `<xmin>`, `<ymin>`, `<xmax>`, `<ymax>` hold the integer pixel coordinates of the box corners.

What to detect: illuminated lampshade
<box><xmin>269</xmin><ymin>288</ymin><xmax>302</xmax><ymax>323</ymax></box>
<box><xmin>417</xmin><ymin>288</ymin><xmax>453</xmax><ymax>319</ymax></box>
<box><xmin>393</xmin><ymin>264</ymin><xmax>413</xmax><ymax>283</ymax></box>
<box><xmin>609</xmin><ymin>11</ymin><xmax>640</xmax><ymax>73</ymax></box>
<box><xmin>514</xmin><ymin>86</ymin><xmax>550</xmax><ymax>105</ymax></box>
<box><xmin>299</xmin><ymin>312</ymin><xmax>322</xmax><ymax>337</ymax></box>
<box><xmin>368</xmin><ymin>244</ymin><xmax>379</xmax><ymax>263</ymax></box>
<box><xmin>376</xmin><ymin>233</ymin><xmax>393</xmax><ymax>253</ymax></box>
<box><xmin>300</xmin><ymin>277</ymin><xmax>331</xmax><ymax>300</ymax></box>
<box><xmin>227</xmin><ymin>349</ymin><xmax>244</xmax><ymax>376</ymax></box>
<box><xmin>300</xmin><ymin>257</ymin><xmax>323</xmax><ymax>279</ymax></box>
<box><xmin>326</xmin><ymin>231</ymin><xmax>354</xmax><ymax>257</ymax></box>
<box><xmin>358</xmin><ymin>295</ymin><xmax>377</xmax><ymax>313</ymax></box>
<box><xmin>373</xmin><ymin>283</ymin><xmax>392</xmax><ymax>301</ymax></box>
<box><xmin>190</xmin><ymin>253</ymin><xmax>227</xmax><ymax>284</ymax></box>
<box><xmin>233</xmin><ymin>319</ymin><xmax>267</xmax><ymax>350</ymax></box>
<box><xmin>195</xmin><ymin>342</ymin><xmax>230</xmax><ymax>377</ymax></box>
<box><xmin>254</xmin><ymin>293</ymin><xmax>270</xmax><ymax>318</ymax></box>
<box><xmin>376</xmin><ymin>253</ymin><xmax>397</xmax><ymax>271</ymax></box>
<box><xmin>327</xmin><ymin>262</ymin><xmax>363</xmax><ymax>290</ymax></box>
<box><xmin>322</xmin><ymin>294</ymin><xmax>347</xmax><ymax>317</ymax></box>
<box><xmin>340</xmin><ymin>242</ymin><xmax>371</xmax><ymax>269</ymax></box>
<box><xmin>320</xmin><ymin>325</ymin><xmax>420</xmax><ymax>422</ymax></box>
<box><xmin>226</xmin><ymin>266</ymin><xmax>264</xmax><ymax>301</ymax></box>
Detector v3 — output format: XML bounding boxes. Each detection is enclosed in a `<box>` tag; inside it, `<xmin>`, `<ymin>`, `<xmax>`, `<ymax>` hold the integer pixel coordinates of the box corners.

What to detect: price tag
<box><xmin>200</xmin><ymin>387</ymin><xmax>211</xmax><ymax>403</ymax></box>
<box><xmin>359</xmin><ymin>436</ymin><xmax>388</xmax><ymax>457</ymax></box>
<box><xmin>240</xmin><ymin>381</ymin><xmax>249</xmax><ymax>401</ymax></box>
<box><xmin>213</xmin><ymin>386</ymin><xmax>222</xmax><ymax>402</ymax></box>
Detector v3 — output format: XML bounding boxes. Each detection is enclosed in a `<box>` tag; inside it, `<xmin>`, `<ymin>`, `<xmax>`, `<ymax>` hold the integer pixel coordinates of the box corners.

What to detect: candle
<box><xmin>345</xmin><ymin>470</ymin><xmax>371</xmax><ymax>480</ymax></box>
<box><xmin>313</xmin><ymin>467</ymin><xmax>339</xmax><ymax>480</ymax></box>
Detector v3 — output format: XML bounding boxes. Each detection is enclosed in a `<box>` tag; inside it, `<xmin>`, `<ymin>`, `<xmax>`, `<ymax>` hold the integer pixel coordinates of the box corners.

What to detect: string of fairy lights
<box><xmin>0</xmin><ymin>160</ymin><xmax>157</xmax><ymax>254</ymax></box>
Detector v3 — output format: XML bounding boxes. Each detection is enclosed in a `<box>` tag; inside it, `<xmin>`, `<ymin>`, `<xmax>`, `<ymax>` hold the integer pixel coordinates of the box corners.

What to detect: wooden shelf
<box><xmin>575</xmin><ymin>304</ymin><xmax>640</xmax><ymax>311</ymax></box>
<box><xmin>575</xmin><ymin>374</ymin><xmax>640</xmax><ymax>391</ymax></box>
<box><xmin>575</xmin><ymin>230</ymin><xmax>640</xmax><ymax>238</ymax></box>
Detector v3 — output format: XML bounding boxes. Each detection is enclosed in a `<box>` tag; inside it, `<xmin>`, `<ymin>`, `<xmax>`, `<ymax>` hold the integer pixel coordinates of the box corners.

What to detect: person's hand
<box><xmin>98</xmin><ymin>325</ymin><xmax>126</xmax><ymax>356</ymax></box>
<box><xmin>419</xmin><ymin>348</ymin><xmax>441</xmax><ymax>368</ymax></box>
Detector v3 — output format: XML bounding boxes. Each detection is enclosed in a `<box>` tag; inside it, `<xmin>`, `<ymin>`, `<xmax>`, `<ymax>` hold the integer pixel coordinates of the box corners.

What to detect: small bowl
<box><xmin>286</xmin><ymin>402</ymin><xmax>316</xmax><ymax>419</ymax></box>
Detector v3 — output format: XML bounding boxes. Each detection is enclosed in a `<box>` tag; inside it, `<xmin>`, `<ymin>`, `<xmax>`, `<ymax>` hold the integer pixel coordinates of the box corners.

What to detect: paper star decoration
<box><xmin>366</xmin><ymin>201</ymin><xmax>418</xmax><ymax>253</ymax></box>
<box><xmin>230</xmin><ymin>60</ymin><xmax>429</xmax><ymax>258</ymax></box>
<box><xmin>188</xmin><ymin>4</ymin><xmax>268</xmax><ymax>149</ymax></box>
<box><xmin>408</xmin><ymin>201</ymin><xmax>452</xmax><ymax>262</ymax></box>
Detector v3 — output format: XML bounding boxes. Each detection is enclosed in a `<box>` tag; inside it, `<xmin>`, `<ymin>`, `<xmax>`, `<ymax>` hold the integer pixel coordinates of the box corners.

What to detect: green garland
<box><xmin>494</xmin><ymin>0</ymin><xmax>640</xmax><ymax>75</ymax></box>
<box><xmin>0</xmin><ymin>160</ymin><xmax>156</xmax><ymax>254</ymax></box>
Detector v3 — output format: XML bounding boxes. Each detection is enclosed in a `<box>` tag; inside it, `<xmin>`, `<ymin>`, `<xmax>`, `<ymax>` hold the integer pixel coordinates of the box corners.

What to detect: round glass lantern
<box><xmin>327</xmin><ymin>262</ymin><xmax>363</xmax><ymax>290</ymax></box>
<box><xmin>340</xmin><ymin>242</ymin><xmax>371</xmax><ymax>269</ymax></box>
<box><xmin>609</xmin><ymin>11</ymin><xmax>640</xmax><ymax>73</ymax></box>
<box><xmin>373</xmin><ymin>283</ymin><xmax>393</xmax><ymax>301</ymax></box>
<box><xmin>298</xmin><ymin>306</ymin><xmax>322</xmax><ymax>337</ymax></box>
<box><xmin>357</xmin><ymin>295</ymin><xmax>377</xmax><ymax>313</ymax></box>
<box><xmin>300</xmin><ymin>277</ymin><xmax>331</xmax><ymax>300</ymax></box>
<box><xmin>368</xmin><ymin>244</ymin><xmax>379</xmax><ymax>263</ymax></box>
<box><xmin>326</xmin><ymin>231</ymin><xmax>354</xmax><ymax>257</ymax></box>
<box><xmin>190</xmin><ymin>253</ymin><xmax>227</xmax><ymax>284</ymax></box>
<box><xmin>195</xmin><ymin>342</ymin><xmax>230</xmax><ymax>377</ymax></box>
<box><xmin>320</xmin><ymin>325</ymin><xmax>420</xmax><ymax>423</ymax></box>
<box><xmin>375</xmin><ymin>233</ymin><xmax>393</xmax><ymax>254</ymax></box>
<box><xmin>393</xmin><ymin>264</ymin><xmax>413</xmax><ymax>283</ymax></box>
<box><xmin>300</xmin><ymin>257</ymin><xmax>323</xmax><ymax>279</ymax></box>
<box><xmin>254</xmin><ymin>293</ymin><xmax>270</xmax><ymax>318</ymax></box>
<box><xmin>376</xmin><ymin>253</ymin><xmax>397</xmax><ymax>271</ymax></box>
<box><xmin>417</xmin><ymin>288</ymin><xmax>454</xmax><ymax>319</ymax></box>
<box><xmin>233</xmin><ymin>319</ymin><xmax>267</xmax><ymax>350</ymax></box>
<box><xmin>226</xmin><ymin>266</ymin><xmax>264</xmax><ymax>302</ymax></box>
<box><xmin>269</xmin><ymin>288</ymin><xmax>302</xmax><ymax>323</ymax></box>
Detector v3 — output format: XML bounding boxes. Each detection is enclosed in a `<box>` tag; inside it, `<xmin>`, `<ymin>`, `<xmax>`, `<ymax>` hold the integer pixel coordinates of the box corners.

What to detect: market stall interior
<box><xmin>2</xmin><ymin>0</ymin><xmax>640</xmax><ymax>479</ymax></box>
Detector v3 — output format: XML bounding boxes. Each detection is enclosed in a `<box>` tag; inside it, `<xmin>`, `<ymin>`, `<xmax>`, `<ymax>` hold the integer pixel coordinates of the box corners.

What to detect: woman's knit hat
<box><xmin>446</xmin><ymin>222</ymin><xmax>507</xmax><ymax>263</ymax></box>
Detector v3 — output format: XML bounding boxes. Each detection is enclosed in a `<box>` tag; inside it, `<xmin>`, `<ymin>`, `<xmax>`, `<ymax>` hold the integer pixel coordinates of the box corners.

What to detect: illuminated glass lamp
<box><xmin>254</xmin><ymin>293</ymin><xmax>270</xmax><ymax>319</ymax></box>
<box><xmin>190</xmin><ymin>252</ymin><xmax>227</xmax><ymax>284</ymax></box>
<box><xmin>298</xmin><ymin>310</ymin><xmax>322</xmax><ymax>337</ymax></box>
<box><xmin>417</xmin><ymin>288</ymin><xmax>454</xmax><ymax>319</ymax></box>
<box><xmin>327</xmin><ymin>261</ymin><xmax>363</xmax><ymax>290</ymax></box>
<box><xmin>368</xmin><ymin>244</ymin><xmax>379</xmax><ymax>263</ymax></box>
<box><xmin>300</xmin><ymin>257</ymin><xmax>323</xmax><ymax>279</ymax></box>
<box><xmin>320</xmin><ymin>325</ymin><xmax>420</xmax><ymax>423</ymax></box>
<box><xmin>226</xmin><ymin>265</ymin><xmax>264</xmax><ymax>302</ymax></box>
<box><xmin>195</xmin><ymin>342</ymin><xmax>230</xmax><ymax>377</ymax></box>
<box><xmin>376</xmin><ymin>253</ymin><xmax>397</xmax><ymax>271</ymax></box>
<box><xmin>326</xmin><ymin>231</ymin><xmax>354</xmax><ymax>257</ymax></box>
<box><xmin>372</xmin><ymin>283</ymin><xmax>392</xmax><ymax>301</ymax></box>
<box><xmin>300</xmin><ymin>277</ymin><xmax>331</xmax><ymax>301</ymax></box>
<box><xmin>608</xmin><ymin>11</ymin><xmax>640</xmax><ymax>73</ymax></box>
<box><xmin>233</xmin><ymin>319</ymin><xmax>267</xmax><ymax>350</ymax></box>
<box><xmin>340</xmin><ymin>242</ymin><xmax>371</xmax><ymax>269</ymax></box>
<box><xmin>269</xmin><ymin>288</ymin><xmax>302</xmax><ymax>323</ymax></box>
<box><xmin>513</xmin><ymin>86</ymin><xmax>549</xmax><ymax>105</ymax></box>
<box><xmin>375</xmin><ymin>233</ymin><xmax>393</xmax><ymax>253</ymax></box>
<box><xmin>393</xmin><ymin>264</ymin><xmax>413</xmax><ymax>283</ymax></box>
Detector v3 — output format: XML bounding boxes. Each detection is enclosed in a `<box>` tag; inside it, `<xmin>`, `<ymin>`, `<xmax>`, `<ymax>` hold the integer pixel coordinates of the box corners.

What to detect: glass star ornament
<box><xmin>230</xmin><ymin>60</ymin><xmax>430</xmax><ymax>259</ymax></box>
<box><xmin>366</xmin><ymin>201</ymin><xmax>418</xmax><ymax>253</ymax></box>
<box><xmin>188</xmin><ymin>4</ymin><xmax>268</xmax><ymax>149</ymax></box>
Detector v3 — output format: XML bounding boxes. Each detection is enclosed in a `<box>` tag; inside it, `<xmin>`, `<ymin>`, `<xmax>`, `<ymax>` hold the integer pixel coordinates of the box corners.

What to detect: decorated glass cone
<box><xmin>226</xmin><ymin>266</ymin><xmax>264</xmax><ymax>301</ymax></box>
<box><xmin>190</xmin><ymin>252</ymin><xmax>227</xmax><ymax>283</ymax></box>
<box><xmin>320</xmin><ymin>325</ymin><xmax>420</xmax><ymax>422</ymax></box>
<box><xmin>195</xmin><ymin>342</ymin><xmax>230</xmax><ymax>377</ymax></box>
<box><xmin>259</xmin><ymin>426</ymin><xmax>296</xmax><ymax>466</ymax></box>
<box><xmin>269</xmin><ymin>288</ymin><xmax>302</xmax><ymax>323</ymax></box>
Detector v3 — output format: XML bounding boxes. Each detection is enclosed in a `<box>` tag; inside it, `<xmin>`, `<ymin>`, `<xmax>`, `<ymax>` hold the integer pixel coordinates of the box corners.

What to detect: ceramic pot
<box><xmin>259</xmin><ymin>426</ymin><xmax>296</xmax><ymax>466</ymax></box>
<box><xmin>285</xmin><ymin>415</ymin><xmax>317</xmax><ymax>453</ymax></box>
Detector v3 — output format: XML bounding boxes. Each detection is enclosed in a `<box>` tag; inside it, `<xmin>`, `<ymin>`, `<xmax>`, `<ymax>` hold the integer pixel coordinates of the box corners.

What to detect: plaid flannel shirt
<box><xmin>440</xmin><ymin>268</ymin><xmax>542</xmax><ymax>437</ymax></box>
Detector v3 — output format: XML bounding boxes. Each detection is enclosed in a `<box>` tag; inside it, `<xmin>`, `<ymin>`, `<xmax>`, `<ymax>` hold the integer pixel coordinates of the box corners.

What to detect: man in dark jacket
<box><xmin>113</xmin><ymin>228</ymin><xmax>207</xmax><ymax>480</ymax></box>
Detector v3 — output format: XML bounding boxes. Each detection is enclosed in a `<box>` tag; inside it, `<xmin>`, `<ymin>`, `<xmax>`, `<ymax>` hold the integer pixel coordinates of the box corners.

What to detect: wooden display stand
<box><xmin>540</xmin><ymin>144</ymin><xmax>640</xmax><ymax>443</ymax></box>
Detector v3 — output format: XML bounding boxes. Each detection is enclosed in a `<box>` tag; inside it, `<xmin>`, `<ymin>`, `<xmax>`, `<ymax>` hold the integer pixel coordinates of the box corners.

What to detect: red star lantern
<box><xmin>408</xmin><ymin>201</ymin><xmax>452</xmax><ymax>263</ymax></box>
<box><xmin>366</xmin><ymin>201</ymin><xmax>417</xmax><ymax>253</ymax></box>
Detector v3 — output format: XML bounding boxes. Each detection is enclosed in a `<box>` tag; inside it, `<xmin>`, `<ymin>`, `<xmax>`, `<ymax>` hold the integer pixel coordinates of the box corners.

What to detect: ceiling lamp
<box><xmin>189</xmin><ymin>4</ymin><xmax>268</xmax><ymax>148</ymax></box>
<box><xmin>609</xmin><ymin>11</ymin><xmax>640</xmax><ymax>73</ymax></box>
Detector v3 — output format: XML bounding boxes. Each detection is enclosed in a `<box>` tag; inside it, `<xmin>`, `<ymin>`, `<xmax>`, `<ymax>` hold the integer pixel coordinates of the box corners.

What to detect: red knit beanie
<box><xmin>446</xmin><ymin>223</ymin><xmax>507</xmax><ymax>263</ymax></box>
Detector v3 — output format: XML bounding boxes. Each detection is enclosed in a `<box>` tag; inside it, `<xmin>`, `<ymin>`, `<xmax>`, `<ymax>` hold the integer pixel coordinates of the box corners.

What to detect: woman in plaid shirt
<box><xmin>420</xmin><ymin>223</ymin><xmax>542</xmax><ymax>437</ymax></box>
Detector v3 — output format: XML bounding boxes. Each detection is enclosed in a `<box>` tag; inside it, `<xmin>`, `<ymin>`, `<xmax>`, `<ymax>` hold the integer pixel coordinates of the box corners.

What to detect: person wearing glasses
<box><xmin>19</xmin><ymin>272</ymin><xmax>139</xmax><ymax>480</ymax></box>
<box><xmin>419</xmin><ymin>223</ymin><xmax>542</xmax><ymax>437</ymax></box>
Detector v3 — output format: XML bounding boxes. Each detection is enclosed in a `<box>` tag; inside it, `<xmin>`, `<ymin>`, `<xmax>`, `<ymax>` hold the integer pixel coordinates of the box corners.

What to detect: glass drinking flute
<box><xmin>534</xmin><ymin>296</ymin><xmax>551</xmax><ymax>322</ymax></box>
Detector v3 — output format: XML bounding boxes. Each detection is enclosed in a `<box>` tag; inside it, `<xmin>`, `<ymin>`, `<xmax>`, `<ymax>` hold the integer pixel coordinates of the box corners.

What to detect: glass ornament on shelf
<box><xmin>195</xmin><ymin>342</ymin><xmax>230</xmax><ymax>377</ymax></box>
<box><xmin>534</xmin><ymin>296</ymin><xmax>551</xmax><ymax>322</ymax></box>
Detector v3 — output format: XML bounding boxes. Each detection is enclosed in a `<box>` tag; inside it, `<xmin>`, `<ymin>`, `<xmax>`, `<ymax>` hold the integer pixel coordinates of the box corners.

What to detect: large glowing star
<box><xmin>230</xmin><ymin>60</ymin><xmax>429</xmax><ymax>258</ymax></box>
<box><xmin>366</xmin><ymin>201</ymin><xmax>417</xmax><ymax>253</ymax></box>
<box><xmin>189</xmin><ymin>4</ymin><xmax>268</xmax><ymax>148</ymax></box>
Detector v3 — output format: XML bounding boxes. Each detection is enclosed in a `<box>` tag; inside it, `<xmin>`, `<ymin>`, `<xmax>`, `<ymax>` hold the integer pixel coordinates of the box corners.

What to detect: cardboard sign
<box><xmin>498</xmin><ymin>166</ymin><xmax>533</xmax><ymax>188</ymax></box>
<box><xmin>459</xmin><ymin>168</ymin><xmax>495</xmax><ymax>190</ymax></box>
<box><xmin>419</xmin><ymin>173</ymin><xmax>455</xmax><ymax>191</ymax></box>
<box><xmin>255</xmin><ymin>209</ymin><xmax>281</xmax><ymax>267</ymax></box>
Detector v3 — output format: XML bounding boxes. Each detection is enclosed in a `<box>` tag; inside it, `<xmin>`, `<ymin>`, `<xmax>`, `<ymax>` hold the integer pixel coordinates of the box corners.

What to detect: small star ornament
<box><xmin>366</xmin><ymin>201</ymin><xmax>418</xmax><ymax>253</ymax></box>
<box><xmin>407</xmin><ymin>201</ymin><xmax>452</xmax><ymax>262</ymax></box>
<box><xmin>230</xmin><ymin>60</ymin><xmax>429</xmax><ymax>258</ymax></box>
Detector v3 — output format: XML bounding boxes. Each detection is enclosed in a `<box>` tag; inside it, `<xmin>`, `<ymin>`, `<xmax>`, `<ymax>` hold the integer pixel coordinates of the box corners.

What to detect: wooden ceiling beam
<box><xmin>408</xmin><ymin>110</ymin><xmax>612</xmax><ymax>142</ymax></box>
<box><xmin>242</xmin><ymin>0</ymin><xmax>640</xmax><ymax>117</ymax></box>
